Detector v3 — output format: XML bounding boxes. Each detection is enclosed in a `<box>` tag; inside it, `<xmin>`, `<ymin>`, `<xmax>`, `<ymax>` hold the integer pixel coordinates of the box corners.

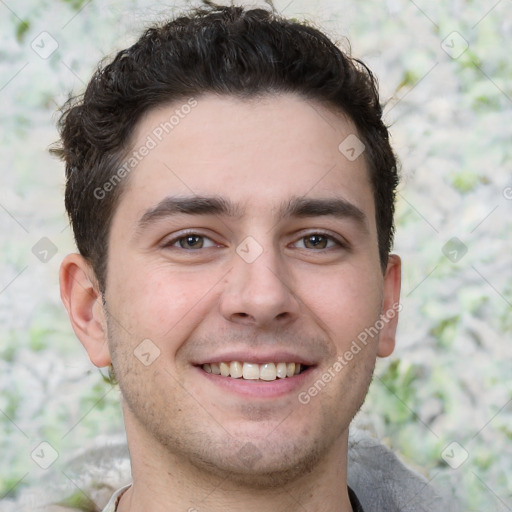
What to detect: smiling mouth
<box><xmin>201</xmin><ymin>362</ymin><xmax>309</xmax><ymax>381</ymax></box>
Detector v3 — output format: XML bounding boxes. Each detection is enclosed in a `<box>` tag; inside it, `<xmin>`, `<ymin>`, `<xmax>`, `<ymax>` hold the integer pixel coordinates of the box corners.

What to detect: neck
<box><xmin>117</xmin><ymin>410</ymin><xmax>354</xmax><ymax>512</ymax></box>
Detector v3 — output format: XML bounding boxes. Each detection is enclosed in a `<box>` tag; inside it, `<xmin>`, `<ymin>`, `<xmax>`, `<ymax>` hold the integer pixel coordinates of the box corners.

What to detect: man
<box><xmin>49</xmin><ymin>2</ymin><xmax>451</xmax><ymax>511</ymax></box>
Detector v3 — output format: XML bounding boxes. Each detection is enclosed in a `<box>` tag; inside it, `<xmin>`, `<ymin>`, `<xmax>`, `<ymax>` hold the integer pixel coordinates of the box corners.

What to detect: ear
<box><xmin>60</xmin><ymin>253</ymin><xmax>111</xmax><ymax>367</ymax></box>
<box><xmin>377</xmin><ymin>254</ymin><xmax>401</xmax><ymax>358</ymax></box>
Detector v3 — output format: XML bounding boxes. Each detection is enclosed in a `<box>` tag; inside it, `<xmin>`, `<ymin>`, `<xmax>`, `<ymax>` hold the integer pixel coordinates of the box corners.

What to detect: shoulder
<box><xmin>3</xmin><ymin>432</ymin><xmax>458</xmax><ymax>512</ymax></box>
<box><xmin>1</xmin><ymin>440</ymin><xmax>131</xmax><ymax>512</ymax></box>
<box><xmin>347</xmin><ymin>428</ymin><xmax>460</xmax><ymax>512</ymax></box>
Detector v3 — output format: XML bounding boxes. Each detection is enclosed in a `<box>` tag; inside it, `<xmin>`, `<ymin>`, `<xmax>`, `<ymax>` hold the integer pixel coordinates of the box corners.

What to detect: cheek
<box><xmin>296</xmin><ymin>265</ymin><xmax>383</xmax><ymax>343</ymax></box>
<box><xmin>108</xmin><ymin>264</ymin><xmax>221</xmax><ymax>348</ymax></box>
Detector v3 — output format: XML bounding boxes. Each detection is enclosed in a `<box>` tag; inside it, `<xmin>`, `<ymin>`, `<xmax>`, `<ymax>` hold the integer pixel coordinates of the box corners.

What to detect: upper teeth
<box><xmin>202</xmin><ymin>362</ymin><xmax>303</xmax><ymax>380</ymax></box>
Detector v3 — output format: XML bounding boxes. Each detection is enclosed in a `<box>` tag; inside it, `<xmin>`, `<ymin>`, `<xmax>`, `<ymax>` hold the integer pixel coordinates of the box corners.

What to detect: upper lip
<box><xmin>193</xmin><ymin>350</ymin><xmax>316</xmax><ymax>366</ymax></box>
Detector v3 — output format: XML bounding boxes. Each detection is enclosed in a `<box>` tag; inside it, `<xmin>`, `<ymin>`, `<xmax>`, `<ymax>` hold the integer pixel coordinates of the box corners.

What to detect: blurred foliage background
<box><xmin>0</xmin><ymin>0</ymin><xmax>511</xmax><ymax>510</ymax></box>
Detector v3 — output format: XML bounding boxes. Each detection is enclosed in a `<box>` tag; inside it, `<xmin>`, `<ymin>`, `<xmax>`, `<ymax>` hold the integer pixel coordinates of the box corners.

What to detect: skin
<box><xmin>60</xmin><ymin>93</ymin><xmax>401</xmax><ymax>512</ymax></box>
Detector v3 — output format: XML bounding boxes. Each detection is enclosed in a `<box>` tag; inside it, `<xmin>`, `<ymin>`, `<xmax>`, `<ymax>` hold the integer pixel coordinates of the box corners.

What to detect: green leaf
<box><xmin>15</xmin><ymin>20</ymin><xmax>30</xmax><ymax>43</ymax></box>
<box><xmin>62</xmin><ymin>0</ymin><xmax>90</xmax><ymax>11</ymax></box>
<box><xmin>57</xmin><ymin>490</ymin><xmax>98</xmax><ymax>512</ymax></box>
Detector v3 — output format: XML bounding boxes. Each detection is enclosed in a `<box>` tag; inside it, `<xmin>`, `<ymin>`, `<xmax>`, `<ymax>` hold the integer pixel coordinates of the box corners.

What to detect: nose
<box><xmin>219</xmin><ymin>245</ymin><xmax>300</xmax><ymax>328</ymax></box>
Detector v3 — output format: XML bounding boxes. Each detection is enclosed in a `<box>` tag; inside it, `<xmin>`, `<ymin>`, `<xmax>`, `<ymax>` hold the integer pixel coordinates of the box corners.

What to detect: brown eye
<box><xmin>165</xmin><ymin>233</ymin><xmax>217</xmax><ymax>250</ymax></box>
<box><xmin>301</xmin><ymin>234</ymin><xmax>332</xmax><ymax>249</ymax></box>
<box><xmin>178</xmin><ymin>235</ymin><xmax>204</xmax><ymax>249</ymax></box>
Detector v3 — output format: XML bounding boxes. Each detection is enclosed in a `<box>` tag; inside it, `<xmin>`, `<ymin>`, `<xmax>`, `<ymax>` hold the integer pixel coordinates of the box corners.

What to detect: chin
<box><xmin>184</xmin><ymin>435</ymin><xmax>327</xmax><ymax>490</ymax></box>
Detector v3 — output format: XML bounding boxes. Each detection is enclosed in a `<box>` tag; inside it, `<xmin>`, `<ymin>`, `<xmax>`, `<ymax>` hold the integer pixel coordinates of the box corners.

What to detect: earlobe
<box><xmin>60</xmin><ymin>254</ymin><xmax>112</xmax><ymax>367</ymax></box>
<box><xmin>377</xmin><ymin>254</ymin><xmax>402</xmax><ymax>358</ymax></box>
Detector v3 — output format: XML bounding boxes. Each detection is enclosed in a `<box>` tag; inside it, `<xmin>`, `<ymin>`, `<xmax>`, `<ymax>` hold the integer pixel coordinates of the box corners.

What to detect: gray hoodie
<box><xmin>0</xmin><ymin>429</ymin><xmax>457</xmax><ymax>512</ymax></box>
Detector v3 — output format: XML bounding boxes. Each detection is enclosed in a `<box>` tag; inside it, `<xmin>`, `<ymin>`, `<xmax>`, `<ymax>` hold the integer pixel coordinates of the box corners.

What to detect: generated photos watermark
<box><xmin>93</xmin><ymin>97</ymin><xmax>198</xmax><ymax>200</ymax></box>
<box><xmin>298</xmin><ymin>302</ymin><xmax>402</xmax><ymax>405</ymax></box>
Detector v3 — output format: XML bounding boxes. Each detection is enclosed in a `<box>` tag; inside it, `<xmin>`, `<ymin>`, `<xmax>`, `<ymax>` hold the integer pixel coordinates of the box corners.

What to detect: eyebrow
<box><xmin>135</xmin><ymin>194</ymin><xmax>368</xmax><ymax>233</ymax></box>
<box><xmin>136</xmin><ymin>196</ymin><xmax>242</xmax><ymax>231</ymax></box>
<box><xmin>281</xmin><ymin>196</ymin><xmax>368</xmax><ymax>230</ymax></box>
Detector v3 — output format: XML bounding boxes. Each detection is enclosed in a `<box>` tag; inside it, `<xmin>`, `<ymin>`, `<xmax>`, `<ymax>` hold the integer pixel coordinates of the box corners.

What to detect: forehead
<box><xmin>115</xmin><ymin>93</ymin><xmax>374</xmax><ymax>227</ymax></box>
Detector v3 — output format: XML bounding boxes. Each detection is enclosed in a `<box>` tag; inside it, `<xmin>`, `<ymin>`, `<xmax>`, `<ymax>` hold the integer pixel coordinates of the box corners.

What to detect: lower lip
<box><xmin>194</xmin><ymin>366</ymin><xmax>315</xmax><ymax>399</ymax></box>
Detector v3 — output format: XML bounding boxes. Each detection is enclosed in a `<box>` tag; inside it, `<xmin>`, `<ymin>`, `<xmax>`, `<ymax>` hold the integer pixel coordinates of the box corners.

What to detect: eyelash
<box><xmin>162</xmin><ymin>230</ymin><xmax>218</xmax><ymax>250</ymax></box>
<box><xmin>162</xmin><ymin>231</ymin><xmax>346</xmax><ymax>251</ymax></box>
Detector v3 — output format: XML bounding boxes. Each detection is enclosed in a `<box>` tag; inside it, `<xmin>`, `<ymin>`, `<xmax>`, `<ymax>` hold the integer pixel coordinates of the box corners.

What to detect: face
<box><xmin>100</xmin><ymin>93</ymin><xmax>400</xmax><ymax>485</ymax></box>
